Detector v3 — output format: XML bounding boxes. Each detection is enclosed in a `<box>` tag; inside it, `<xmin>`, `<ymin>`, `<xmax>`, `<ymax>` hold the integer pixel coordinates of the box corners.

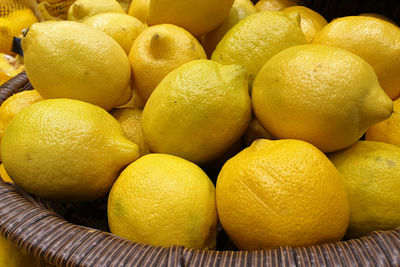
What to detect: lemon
<box><xmin>255</xmin><ymin>0</ymin><xmax>299</xmax><ymax>11</ymax></box>
<box><xmin>127</xmin><ymin>0</ymin><xmax>150</xmax><ymax>23</ymax></box>
<box><xmin>146</xmin><ymin>0</ymin><xmax>234</xmax><ymax>37</ymax></box>
<box><xmin>83</xmin><ymin>13</ymin><xmax>146</xmax><ymax>55</ymax></box>
<box><xmin>211</xmin><ymin>11</ymin><xmax>306</xmax><ymax>84</ymax></box>
<box><xmin>0</xmin><ymin>163</ymin><xmax>13</xmax><ymax>183</ymax></box>
<box><xmin>0</xmin><ymin>9</ymin><xmax>38</xmax><ymax>54</ymax></box>
<box><xmin>22</xmin><ymin>21</ymin><xmax>131</xmax><ymax>111</ymax></box>
<box><xmin>313</xmin><ymin>16</ymin><xmax>400</xmax><ymax>100</ymax></box>
<box><xmin>108</xmin><ymin>153</ymin><xmax>218</xmax><ymax>249</ymax></box>
<box><xmin>117</xmin><ymin>0</ymin><xmax>131</xmax><ymax>11</ymax></box>
<box><xmin>111</xmin><ymin>108</ymin><xmax>150</xmax><ymax>157</ymax></box>
<box><xmin>217</xmin><ymin>139</ymin><xmax>349</xmax><ymax>250</ymax></box>
<box><xmin>1</xmin><ymin>99</ymin><xmax>139</xmax><ymax>201</ymax></box>
<box><xmin>0</xmin><ymin>234</ymin><xmax>41</xmax><ymax>267</ymax></box>
<box><xmin>282</xmin><ymin>6</ymin><xmax>327</xmax><ymax>43</ymax></box>
<box><xmin>116</xmin><ymin>88</ymin><xmax>145</xmax><ymax>109</ymax></box>
<box><xmin>252</xmin><ymin>44</ymin><xmax>393</xmax><ymax>153</ymax></box>
<box><xmin>243</xmin><ymin>117</ymin><xmax>272</xmax><ymax>146</ymax></box>
<box><xmin>201</xmin><ymin>0</ymin><xmax>257</xmax><ymax>57</ymax></box>
<box><xmin>366</xmin><ymin>98</ymin><xmax>400</xmax><ymax>147</ymax></box>
<box><xmin>329</xmin><ymin>141</ymin><xmax>400</xmax><ymax>238</ymax></box>
<box><xmin>0</xmin><ymin>54</ymin><xmax>24</xmax><ymax>85</ymax></box>
<box><xmin>142</xmin><ymin>59</ymin><xmax>251</xmax><ymax>164</ymax></box>
<box><xmin>0</xmin><ymin>90</ymin><xmax>43</xmax><ymax>161</ymax></box>
<box><xmin>359</xmin><ymin>13</ymin><xmax>397</xmax><ymax>25</ymax></box>
<box><xmin>129</xmin><ymin>24</ymin><xmax>207</xmax><ymax>102</ymax></box>
<box><xmin>68</xmin><ymin>0</ymin><xmax>124</xmax><ymax>22</ymax></box>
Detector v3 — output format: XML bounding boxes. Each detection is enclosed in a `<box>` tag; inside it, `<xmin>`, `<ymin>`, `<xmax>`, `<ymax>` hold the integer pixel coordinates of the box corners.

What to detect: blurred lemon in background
<box><xmin>146</xmin><ymin>0</ymin><xmax>235</xmax><ymax>36</ymax></box>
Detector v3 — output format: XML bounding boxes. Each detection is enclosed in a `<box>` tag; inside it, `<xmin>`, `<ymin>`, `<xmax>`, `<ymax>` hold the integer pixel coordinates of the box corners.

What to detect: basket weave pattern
<box><xmin>0</xmin><ymin>181</ymin><xmax>399</xmax><ymax>266</ymax></box>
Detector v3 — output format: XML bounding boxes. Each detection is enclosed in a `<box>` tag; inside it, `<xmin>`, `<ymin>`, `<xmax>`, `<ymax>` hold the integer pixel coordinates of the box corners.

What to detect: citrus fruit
<box><xmin>252</xmin><ymin>44</ymin><xmax>393</xmax><ymax>152</ymax></box>
<box><xmin>146</xmin><ymin>0</ymin><xmax>234</xmax><ymax>37</ymax></box>
<box><xmin>211</xmin><ymin>11</ymin><xmax>306</xmax><ymax>84</ymax></box>
<box><xmin>83</xmin><ymin>12</ymin><xmax>146</xmax><ymax>54</ymax></box>
<box><xmin>359</xmin><ymin>13</ymin><xmax>397</xmax><ymax>25</ymax></box>
<box><xmin>0</xmin><ymin>54</ymin><xmax>24</xmax><ymax>85</ymax></box>
<box><xmin>201</xmin><ymin>0</ymin><xmax>257</xmax><ymax>57</ymax></box>
<box><xmin>243</xmin><ymin>117</ymin><xmax>272</xmax><ymax>146</ymax></box>
<box><xmin>0</xmin><ymin>234</ymin><xmax>41</xmax><ymax>267</ymax></box>
<box><xmin>313</xmin><ymin>16</ymin><xmax>400</xmax><ymax>99</ymax></box>
<box><xmin>68</xmin><ymin>0</ymin><xmax>124</xmax><ymax>22</ymax></box>
<box><xmin>255</xmin><ymin>0</ymin><xmax>299</xmax><ymax>11</ymax></box>
<box><xmin>0</xmin><ymin>163</ymin><xmax>13</xmax><ymax>183</ymax></box>
<box><xmin>282</xmin><ymin>6</ymin><xmax>327</xmax><ymax>43</ymax></box>
<box><xmin>129</xmin><ymin>24</ymin><xmax>206</xmax><ymax>102</ymax></box>
<box><xmin>329</xmin><ymin>141</ymin><xmax>400</xmax><ymax>238</ymax></box>
<box><xmin>108</xmin><ymin>153</ymin><xmax>218</xmax><ymax>249</ymax></box>
<box><xmin>216</xmin><ymin>139</ymin><xmax>349</xmax><ymax>250</ymax></box>
<box><xmin>366</xmin><ymin>98</ymin><xmax>400</xmax><ymax>146</ymax></box>
<box><xmin>111</xmin><ymin>108</ymin><xmax>150</xmax><ymax>157</ymax></box>
<box><xmin>142</xmin><ymin>59</ymin><xmax>251</xmax><ymax>164</ymax></box>
<box><xmin>127</xmin><ymin>0</ymin><xmax>150</xmax><ymax>23</ymax></box>
<box><xmin>116</xmin><ymin>88</ymin><xmax>145</xmax><ymax>109</ymax></box>
<box><xmin>0</xmin><ymin>90</ymin><xmax>43</xmax><ymax>142</ymax></box>
<box><xmin>0</xmin><ymin>8</ymin><xmax>38</xmax><ymax>54</ymax></box>
<box><xmin>1</xmin><ymin>99</ymin><xmax>139</xmax><ymax>201</ymax></box>
<box><xmin>22</xmin><ymin>21</ymin><xmax>131</xmax><ymax>111</ymax></box>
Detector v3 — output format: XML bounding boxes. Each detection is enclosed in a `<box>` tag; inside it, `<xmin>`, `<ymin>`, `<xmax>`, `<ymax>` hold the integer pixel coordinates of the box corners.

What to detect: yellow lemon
<box><xmin>313</xmin><ymin>16</ymin><xmax>400</xmax><ymax>99</ymax></box>
<box><xmin>201</xmin><ymin>0</ymin><xmax>257</xmax><ymax>57</ymax></box>
<box><xmin>22</xmin><ymin>21</ymin><xmax>131</xmax><ymax>111</ymax></box>
<box><xmin>255</xmin><ymin>0</ymin><xmax>299</xmax><ymax>11</ymax></box>
<box><xmin>0</xmin><ymin>234</ymin><xmax>41</xmax><ymax>267</ymax></box>
<box><xmin>366</xmin><ymin>98</ymin><xmax>400</xmax><ymax>146</ymax></box>
<box><xmin>68</xmin><ymin>0</ymin><xmax>124</xmax><ymax>22</ymax></box>
<box><xmin>83</xmin><ymin>13</ymin><xmax>146</xmax><ymax>54</ymax></box>
<box><xmin>127</xmin><ymin>0</ymin><xmax>150</xmax><ymax>23</ymax></box>
<box><xmin>329</xmin><ymin>141</ymin><xmax>400</xmax><ymax>238</ymax></box>
<box><xmin>146</xmin><ymin>0</ymin><xmax>234</xmax><ymax>37</ymax></box>
<box><xmin>359</xmin><ymin>13</ymin><xmax>397</xmax><ymax>25</ymax></box>
<box><xmin>1</xmin><ymin>99</ymin><xmax>139</xmax><ymax>201</ymax></box>
<box><xmin>129</xmin><ymin>24</ymin><xmax>206</xmax><ymax>102</ymax></box>
<box><xmin>0</xmin><ymin>53</ymin><xmax>24</xmax><ymax>85</ymax></box>
<box><xmin>0</xmin><ymin>9</ymin><xmax>38</xmax><ymax>54</ymax></box>
<box><xmin>243</xmin><ymin>117</ymin><xmax>272</xmax><ymax>146</ymax></box>
<box><xmin>116</xmin><ymin>87</ymin><xmax>145</xmax><ymax>109</ymax></box>
<box><xmin>252</xmin><ymin>44</ymin><xmax>393</xmax><ymax>152</ymax></box>
<box><xmin>142</xmin><ymin>59</ymin><xmax>251</xmax><ymax>164</ymax></box>
<box><xmin>282</xmin><ymin>6</ymin><xmax>327</xmax><ymax>43</ymax></box>
<box><xmin>216</xmin><ymin>139</ymin><xmax>349</xmax><ymax>250</ymax></box>
<box><xmin>111</xmin><ymin>108</ymin><xmax>150</xmax><ymax>157</ymax></box>
<box><xmin>211</xmin><ymin>11</ymin><xmax>306</xmax><ymax>84</ymax></box>
<box><xmin>0</xmin><ymin>163</ymin><xmax>13</xmax><ymax>183</ymax></box>
<box><xmin>0</xmin><ymin>90</ymin><xmax>43</xmax><ymax>143</ymax></box>
<box><xmin>108</xmin><ymin>153</ymin><xmax>218</xmax><ymax>249</ymax></box>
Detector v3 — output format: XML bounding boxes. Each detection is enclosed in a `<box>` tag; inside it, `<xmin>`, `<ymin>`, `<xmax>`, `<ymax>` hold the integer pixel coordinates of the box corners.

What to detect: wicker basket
<box><xmin>1</xmin><ymin>0</ymin><xmax>400</xmax><ymax>266</ymax></box>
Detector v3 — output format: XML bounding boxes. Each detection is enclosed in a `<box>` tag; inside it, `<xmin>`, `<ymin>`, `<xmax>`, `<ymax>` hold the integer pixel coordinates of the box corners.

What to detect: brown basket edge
<box><xmin>0</xmin><ymin>166</ymin><xmax>399</xmax><ymax>266</ymax></box>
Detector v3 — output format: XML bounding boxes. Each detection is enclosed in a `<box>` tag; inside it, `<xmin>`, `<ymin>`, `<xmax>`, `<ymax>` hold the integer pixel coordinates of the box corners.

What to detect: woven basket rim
<box><xmin>0</xmin><ymin>72</ymin><xmax>399</xmax><ymax>266</ymax></box>
<box><xmin>0</xmin><ymin>180</ymin><xmax>399</xmax><ymax>266</ymax></box>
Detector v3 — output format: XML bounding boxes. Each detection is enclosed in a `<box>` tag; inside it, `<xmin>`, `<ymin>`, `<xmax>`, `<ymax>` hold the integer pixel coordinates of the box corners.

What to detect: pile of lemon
<box><xmin>0</xmin><ymin>0</ymin><xmax>400</xmax><ymax>256</ymax></box>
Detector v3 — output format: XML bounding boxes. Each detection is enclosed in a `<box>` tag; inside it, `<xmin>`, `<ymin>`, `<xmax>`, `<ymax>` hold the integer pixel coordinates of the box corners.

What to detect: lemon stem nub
<box><xmin>150</xmin><ymin>33</ymin><xmax>169</xmax><ymax>59</ymax></box>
